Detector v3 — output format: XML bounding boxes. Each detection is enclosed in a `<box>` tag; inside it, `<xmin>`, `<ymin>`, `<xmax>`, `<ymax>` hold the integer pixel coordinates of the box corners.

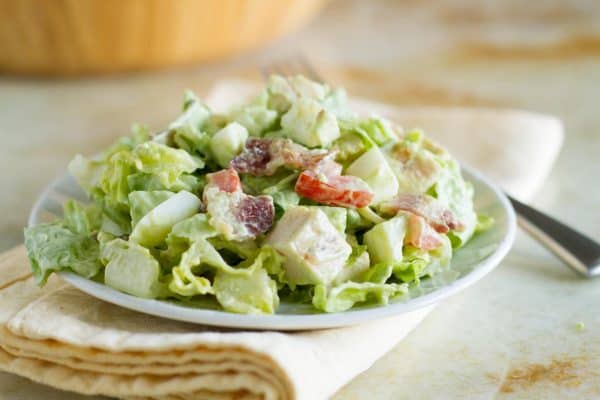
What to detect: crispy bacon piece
<box><xmin>236</xmin><ymin>195</ymin><xmax>275</xmax><ymax>236</ymax></box>
<box><xmin>270</xmin><ymin>138</ymin><xmax>329</xmax><ymax>172</ymax></box>
<box><xmin>230</xmin><ymin>138</ymin><xmax>328</xmax><ymax>176</ymax></box>
<box><xmin>295</xmin><ymin>170</ymin><xmax>373</xmax><ymax>208</ymax></box>
<box><xmin>229</xmin><ymin>138</ymin><xmax>272</xmax><ymax>175</ymax></box>
<box><xmin>403</xmin><ymin>212</ymin><xmax>444</xmax><ymax>250</ymax></box>
<box><xmin>379</xmin><ymin>194</ymin><xmax>462</xmax><ymax>233</ymax></box>
<box><xmin>205</xmin><ymin>168</ymin><xmax>241</xmax><ymax>193</ymax></box>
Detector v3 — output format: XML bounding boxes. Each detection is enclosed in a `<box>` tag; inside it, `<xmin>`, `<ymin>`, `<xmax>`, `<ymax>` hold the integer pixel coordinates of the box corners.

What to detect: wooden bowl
<box><xmin>0</xmin><ymin>0</ymin><xmax>326</xmax><ymax>75</ymax></box>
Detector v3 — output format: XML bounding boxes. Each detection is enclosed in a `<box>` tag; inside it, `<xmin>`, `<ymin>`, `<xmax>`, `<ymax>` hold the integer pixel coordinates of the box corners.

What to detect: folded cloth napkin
<box><xmin>0</xmin><ymin>80</ymin><xmax>563</xmax><ymax>400</ymax></box>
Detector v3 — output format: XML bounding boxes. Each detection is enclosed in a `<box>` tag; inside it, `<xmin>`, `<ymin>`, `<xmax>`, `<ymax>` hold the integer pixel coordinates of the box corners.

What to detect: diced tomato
<box><xmin>206</xmin><ymin>168</ymin><xmax>241</xmax><ymax>193</ymax></box>
<box><xmin>295</xmin><ymin>170</ymin><xmax>373</xmax><ymax>208</ymax></box>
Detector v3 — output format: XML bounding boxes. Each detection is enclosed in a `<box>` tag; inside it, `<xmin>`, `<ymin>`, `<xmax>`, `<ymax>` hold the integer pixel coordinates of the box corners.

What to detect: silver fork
<box><xmin>261</xmin><ymin>56</ymin><xmax>600</xmax><ymax>278</ymax></box>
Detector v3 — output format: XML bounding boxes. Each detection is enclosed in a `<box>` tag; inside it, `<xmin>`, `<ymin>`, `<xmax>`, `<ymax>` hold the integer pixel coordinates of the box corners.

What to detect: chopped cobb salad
<box><xmin>24</xmin><ymin>75</ymin><xmax>488</xmax><ymax>314</ymax></box>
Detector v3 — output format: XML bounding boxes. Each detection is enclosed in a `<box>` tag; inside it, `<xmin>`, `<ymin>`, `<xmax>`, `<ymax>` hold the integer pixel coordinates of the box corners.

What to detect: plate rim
<box><xmin>28</xmin><ymin>165</ymin><xmax>516</xmax><ymax>330</ymax></box>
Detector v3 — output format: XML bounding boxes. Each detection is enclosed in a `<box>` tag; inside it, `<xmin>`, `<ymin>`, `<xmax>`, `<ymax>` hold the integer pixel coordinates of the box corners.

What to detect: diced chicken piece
<box><xmin>378</xmin><ymin>194</ymin><xmax>463</xmax><ymax>233</ymax></box>
<box><xmin>266</xmin><ymin>206</ymin><xmax>352</xmax><ymax>285</ymax></box>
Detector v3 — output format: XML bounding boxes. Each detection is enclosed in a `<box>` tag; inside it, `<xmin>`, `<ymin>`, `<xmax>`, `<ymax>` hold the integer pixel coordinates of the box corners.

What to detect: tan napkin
<box><xmin>0</xmin><ymin>80</ymin><xmax>563</xmax><ymax>400</ymax></box>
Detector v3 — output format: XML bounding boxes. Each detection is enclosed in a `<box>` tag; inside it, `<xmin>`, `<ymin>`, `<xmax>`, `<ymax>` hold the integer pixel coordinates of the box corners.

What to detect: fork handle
<box><xmin>508</xmin><ymin>195</ymin><xmax>600</xmax><ymax>277</ymax></box>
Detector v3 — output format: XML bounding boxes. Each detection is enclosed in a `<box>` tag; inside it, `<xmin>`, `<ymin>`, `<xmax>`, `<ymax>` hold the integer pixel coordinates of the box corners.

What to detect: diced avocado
<box><xmin>280</xmin><ymin>98</ymin><xmax>340</xmax><ymax>148</ymax></box>
<box><xmin>266</xmin><ymin>206</ymin><xmax>351</xmax><ymax>285</ymax></box>
<box><xmin>209</xmin><ymin>122</ymin><xmax>249</xmax><ymax>168</ymax></box>
<box><xmin>102</xmin><ymin>239</ymin><xmax>162</xmax><ymax>298</ymax></box>
<box><xmin>364</xmin><ymin>215</ymin><xmax>408</xmax><ymax>264</ymax></box>
<box><xmin>345</xmin><ymin>147</ymin><xmax>399</xmax><ymax>204</ymax></box>
<box><xmin>312</xmin><ymin>206</ymin><xmax>347</xmax><ymax>233</ymax></box>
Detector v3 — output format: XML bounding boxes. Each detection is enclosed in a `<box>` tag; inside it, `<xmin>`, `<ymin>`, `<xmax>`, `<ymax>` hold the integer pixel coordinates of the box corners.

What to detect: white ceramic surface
<box><xmin>28</xmin><ymin>166</ymin><xmax>516</xmax><ymax>330</ymax></box>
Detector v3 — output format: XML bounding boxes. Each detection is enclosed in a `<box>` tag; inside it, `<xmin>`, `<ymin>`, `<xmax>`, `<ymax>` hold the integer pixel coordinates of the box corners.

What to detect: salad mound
<box><xmin>24</xmin><ymin>75</ymin><xmax>483</xmax><ymax>314</ymax></box>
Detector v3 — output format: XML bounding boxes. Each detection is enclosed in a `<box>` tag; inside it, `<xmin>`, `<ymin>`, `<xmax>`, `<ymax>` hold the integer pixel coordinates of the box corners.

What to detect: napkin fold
<box><xmin>0</xmin><ymin>80</ymin><xmax>563</xmax><ymax>400</ymax></box>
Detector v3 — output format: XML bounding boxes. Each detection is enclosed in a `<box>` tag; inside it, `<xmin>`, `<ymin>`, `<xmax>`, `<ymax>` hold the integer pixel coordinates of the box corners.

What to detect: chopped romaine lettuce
<box><xmin>213</xmin><ymin>248</ymin><xmax>280</xmax><ymax>314</ymax></box>
<box><xmin>24</xmin><ymin>221</ymin><xmax>102</xmax><ymax>285</ymax></box>
<box><xmin>312</xmin><ymin>281</ymin><xmax>407</xmax><ymax>313</ymax></box>
<box><xmin>101</xmin><ymin>238</ymin><xmax>164</xmax><ymax>298</ymax></box>
<box><xmin>63</xmin><ymin>200</ymin><xmax>101</xmax><ymax>235</ymax></box>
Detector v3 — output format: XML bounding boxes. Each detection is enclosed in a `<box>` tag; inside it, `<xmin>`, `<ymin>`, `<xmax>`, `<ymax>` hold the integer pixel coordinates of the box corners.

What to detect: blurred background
<box><xmin>0</xmin><ymin>0</ymin><xmax>598</xmax><ymax>250</ymax></box>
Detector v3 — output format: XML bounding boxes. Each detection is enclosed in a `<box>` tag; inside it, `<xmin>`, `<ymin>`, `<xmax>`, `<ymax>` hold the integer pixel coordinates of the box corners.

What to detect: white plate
<box><xmin>28</xmin><ymin>166</ymin><xmax>516</xmax><ymax>330</ymax></box>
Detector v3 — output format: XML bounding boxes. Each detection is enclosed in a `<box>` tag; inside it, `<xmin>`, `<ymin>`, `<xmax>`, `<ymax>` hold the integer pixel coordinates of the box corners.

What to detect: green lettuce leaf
<box><xmin>166</xmin><ymin>214</ymin><xmax>222</xmax><ymax>296</ymax></box>
<box><xmin>132</xmin><ymin>142</ymin><xmax>203</xmax><ymax>188</ymax></box>
<box><xmin>101</xmin><ymin>238</ymin><xmax>164</xmax><ymax>298</ymax></box>
<box><xmin>208</xmin><ymin>237</ymin><xmax>258</xmax><ymax>260</ymax></box>
<box><xmin>24</xmin><ymin>221</ymin><xmax>102</xmax><ymax>285</ymax></box>
<box><xmin>104</xmin><ymin>123</ymin><xmax>151</xmax><ymax>158</ymax></box>
<box><xmin>167</xmin><ymin>91</ymin><xmax>212</xmax><ymax>158</ymax></box>
<box><xmin>393</xmin><ymin>235</ymin><xmax>452</xmax><ymax>283</ymax></box>
<box><xmin>213</xmin><ymin>248</ymin><xmax>281</xmax><ymax>314</ymax></box>
<box><xmin>312</xmin><ymin>281</ymin><xmax>407</xmax><ymax>313</ymax></box>
<box><xmin>168</xmin><ymin>240</ymin><xmax>218</xmax><ymax>297</ymax></box>
<box><xmin>68</xmin><ymin>155</ymin><xmax>106</xmax><ymax>194</ymax></box>
<box><xmin>63</xmin><ymin>200</ymin><xmax>102</xmax><ymax>235</ymax></box>
<box><xmin>96</xmin><ymin>197</ymin><xmax>132</xmax><ymax>236</ymax></box>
